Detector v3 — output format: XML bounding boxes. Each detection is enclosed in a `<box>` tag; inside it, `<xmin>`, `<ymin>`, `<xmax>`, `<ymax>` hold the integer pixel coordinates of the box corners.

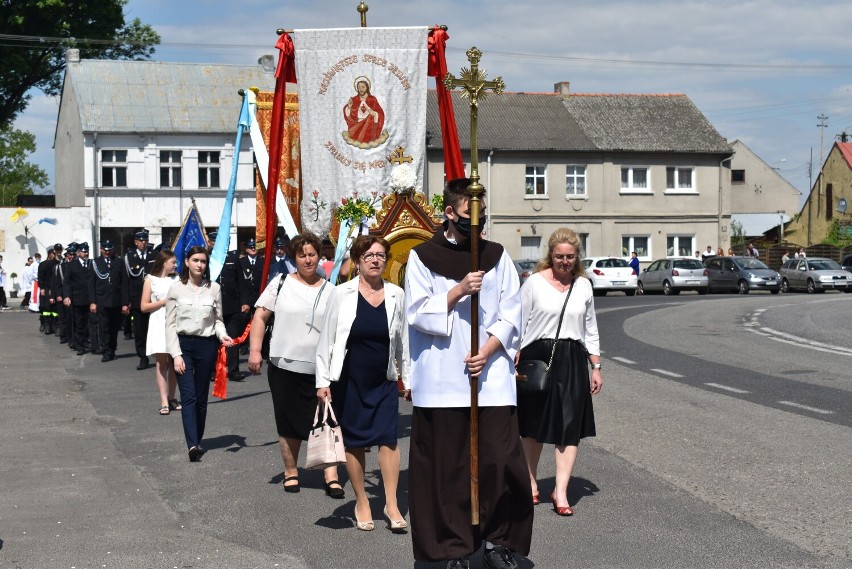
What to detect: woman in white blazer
<box><xmin>316</xmin><ymin>236</ymin><xmax>410</xmax><ymax>533</ymax></box>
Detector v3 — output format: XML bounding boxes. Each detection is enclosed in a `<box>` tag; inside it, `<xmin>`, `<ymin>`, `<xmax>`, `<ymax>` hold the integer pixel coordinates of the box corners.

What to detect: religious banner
<box><xmin>254</xmin><ymin>90</ymin><xmax>301</xmax><ymax>247</ymax></box>
<box><xmin>294</xmin><ymin>27</ymin><xmax>428</xmax><ymax>236</ymax></box>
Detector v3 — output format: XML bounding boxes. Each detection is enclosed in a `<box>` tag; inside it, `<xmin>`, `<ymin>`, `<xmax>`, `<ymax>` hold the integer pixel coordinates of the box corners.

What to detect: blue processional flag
<box><xmin>172</xmin><ymin>202</ymin><xmax>208</xmax><ymax>268</ymax></box>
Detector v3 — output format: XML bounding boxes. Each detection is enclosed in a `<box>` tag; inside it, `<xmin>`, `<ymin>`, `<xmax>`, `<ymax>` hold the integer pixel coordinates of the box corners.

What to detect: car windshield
<box><xmin>599</xmin><ymin>259</ymin><xmax>629</xmax><ymax>268</ymax></box>
<box><xmin>737</xmin><ymin>258</ymin><xmax>769</xmax><ymax>270</ymax></box>
<box><xmin>673</xmin><ymin>259</ymin><xmax>703</xmax><ymax>269</ymax></box>
<box><xmin>810</xmin><ymin>260</ymin><xmax>841</xmax><ymax>270</ymax></box>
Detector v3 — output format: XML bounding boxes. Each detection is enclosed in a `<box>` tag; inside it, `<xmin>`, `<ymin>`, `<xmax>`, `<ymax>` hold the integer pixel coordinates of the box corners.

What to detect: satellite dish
<box><xmin>839</xmin><ymin>198</ymin><xmax>848</xmax><ymax>214</ymax></box>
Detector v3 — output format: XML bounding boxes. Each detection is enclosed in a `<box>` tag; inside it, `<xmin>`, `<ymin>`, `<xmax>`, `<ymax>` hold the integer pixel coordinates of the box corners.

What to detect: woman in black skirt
<box><xmin>316</xmin><ymin>236</ymin><xmax>410</xmax><ymax>532</ymax></box>
<box><xmin>247</xmin><ymin>233</ymin><xmax>342</xmax><ymax>497</ymax></box>
<box><xmin>516</xmin><ymin>228</ymin><xmax>602</xmax><ymax>516</ymax></box>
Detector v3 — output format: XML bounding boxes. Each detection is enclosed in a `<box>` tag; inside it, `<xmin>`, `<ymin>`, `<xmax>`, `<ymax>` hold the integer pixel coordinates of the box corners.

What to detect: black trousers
<box><xmin>131</xmin><ymin>307</ymin><xmax>150</xmax><ymax>358</ymax></box>
<box><xmin>58</xmin><ymin>302</ymin><xmax>71</xmax><ymax>341</ymax></box>
<box><xmin>224</xmin><ymin>311</ymin><xmax>250</xmax><ymax>374</ymax></box>
<box><xmin>71</xmin><ymin>305</ymin><xmax>97</xmax><ymax>350</ymax></box>
<box><xmin>97</xmin><ymin>306</ymin><xmax>122</xmax><ymax>355</ymax></box>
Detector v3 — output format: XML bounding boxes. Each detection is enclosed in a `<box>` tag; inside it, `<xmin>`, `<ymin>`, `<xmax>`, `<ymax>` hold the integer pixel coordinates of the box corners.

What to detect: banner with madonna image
<box><xmin>293</xmin><ymin>27</ymin><xmax>428</xmax><ymax>236</ymax></box>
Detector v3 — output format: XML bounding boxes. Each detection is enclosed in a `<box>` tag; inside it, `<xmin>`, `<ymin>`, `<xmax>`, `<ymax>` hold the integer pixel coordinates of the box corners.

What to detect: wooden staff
<box><xmin>444</xmin><ymin>47</ymin><xmax>505</xmax><ymax>526</ymax></box>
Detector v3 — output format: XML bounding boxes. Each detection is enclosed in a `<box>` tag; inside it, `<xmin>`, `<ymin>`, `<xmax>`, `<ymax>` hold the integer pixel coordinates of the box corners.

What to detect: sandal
<box><xmin>282</xmin><ymin>475</ymin><xmax>300</xmax><ymax>493</ymax></box>
<box><xmin>324</xmin><ymin>480</ymin><xmax>345</xmax><ymax>499</ymax></box>
<box><xmin>158</xmin><ymin>405</ymin><xmax>170</xmax><ymax>415</ymax></box>
<box><xmin>168</xmin><ymin>399</ymin><xmax>182</xmax><ymax>411</ymax></box>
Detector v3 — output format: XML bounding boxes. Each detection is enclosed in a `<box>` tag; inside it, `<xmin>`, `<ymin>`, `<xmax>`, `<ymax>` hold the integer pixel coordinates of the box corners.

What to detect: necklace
<box><xmin>359</xmin><ymin>279</ymin><xmax>384</xmax><ymax>295</ymax></box>
<box><xmin>549</xmin><ymin>271</ymin><xmax>573</xmax><ymax>292</ymax></box>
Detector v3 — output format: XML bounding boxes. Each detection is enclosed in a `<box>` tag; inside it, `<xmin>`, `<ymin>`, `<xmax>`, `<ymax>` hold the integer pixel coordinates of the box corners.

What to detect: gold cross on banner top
<box><xmin>388</xmin><ymin>146</ymin><xmax>413</xmax><ymax>166</ymax></box>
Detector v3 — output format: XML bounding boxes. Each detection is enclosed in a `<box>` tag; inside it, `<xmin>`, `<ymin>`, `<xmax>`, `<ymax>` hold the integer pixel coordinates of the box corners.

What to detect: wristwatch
<box><xmin>591</xmin><ymin>362</ymin><xmax>602</xmax><ymax>370</ymax></box>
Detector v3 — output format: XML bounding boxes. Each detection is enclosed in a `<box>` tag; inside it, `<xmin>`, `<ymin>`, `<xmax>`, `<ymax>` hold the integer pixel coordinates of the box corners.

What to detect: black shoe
<box><xmin>197</xmin><ymin>445</ymin><xmax>207</xmax><ymax>457</ymax></box>
<box><xmin>137</xmin><ymin>357</ymin><xmax>149</xmax><ymax>370</ymax></box>
<box><xmin>447</xmin><ymin>560</ymin><xmax>470</xmax><ymax>569</ymax></box>
<box><xmin>228</xmin><ymin>371</ymin><xmax>246</xmax><ymax>382</ymax></box>
<box><xmin>101</xmin><ymin>352</ymin><xmax>115</xmax><ymax>362</ymax></box>
<box><xmin>92</xmin><ymin>348</ymin><xmax>103</xmax><ymax>355</ymax></box>
<box><xmin>124</xmin><ymin>333</ymin><xmax>133</xmax><ymax>340</ymax></box>
<box><xmin>323</xmin><ymin>480</ymin><xmax>345</xmax><ymax>499</ymax></box>
<box><xmin>483</xmin><ymin>545</ymin><xmax>518</xmax><ymax>569</ymax></box>
<box><xmin>188</xmin><ymin>446</ymin><xmax>202</xmax><ymax>462</ymax></box>
<box><xmin>59</xmin><ymin>338</ymin><xmax>67</xmax><ymax>344</ymax></box>
<box><xmin>76</xmin><ymin>348</ymin><xmax>87</xmax><ymax>356</ymax></box>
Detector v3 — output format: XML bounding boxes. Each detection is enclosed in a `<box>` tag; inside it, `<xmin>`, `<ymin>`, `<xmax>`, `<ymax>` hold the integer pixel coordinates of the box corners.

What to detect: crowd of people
<box><xmin>15</xmin><ymin>178</ymin><xmax>607</xmax><ymax>569</ymax></box>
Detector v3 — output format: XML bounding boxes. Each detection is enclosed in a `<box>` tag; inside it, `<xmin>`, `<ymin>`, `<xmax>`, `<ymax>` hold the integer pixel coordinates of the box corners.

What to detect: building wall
<box><xmin>729</xmin><ymin>140</ymin><xmax>801</xmax><ymax>216</ymax></box>
<box><xmin>54</xmin><ymin>76</ymin><xmax>86</xmax><ymax>208</ymax></box>
<box><xmin>785</xmin><ymin>147</ymin><xmax>852</xmax><ymax>244</ymax></box>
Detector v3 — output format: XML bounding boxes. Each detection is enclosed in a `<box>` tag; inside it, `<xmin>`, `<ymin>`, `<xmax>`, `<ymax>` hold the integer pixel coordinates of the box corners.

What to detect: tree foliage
<box><xmin>0</xmin><ymin>126</ymin><xmax>49</xmax><ymax>206</ymax></box>
<box><xmin>0</xmin><ymin>0</ymin><xmax>160</xmax><ymax>126</ymax></box>
<box><xmin>823</xmin><ymin>219</ymin><xmax>852</xmax><ymax>248</ymax></box>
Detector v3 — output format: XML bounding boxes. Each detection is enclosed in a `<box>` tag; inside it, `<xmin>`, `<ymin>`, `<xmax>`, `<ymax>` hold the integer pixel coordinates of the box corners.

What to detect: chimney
<box><xmin>554</xmin><ymin>81</ymin><xmax>570</xmax><ymax>98</ymax></box>
<box><xmin>66</xmin><ymin>49</ymin><xmax>80</xmax><ymax>63</ymax></box>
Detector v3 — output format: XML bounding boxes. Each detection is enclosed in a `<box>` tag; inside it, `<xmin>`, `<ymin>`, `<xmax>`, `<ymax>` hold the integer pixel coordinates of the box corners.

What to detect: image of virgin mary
<box><xmin>342</xmin><ymin>76</ymin><xmax>389</xmax><ymax>149</ymax></box>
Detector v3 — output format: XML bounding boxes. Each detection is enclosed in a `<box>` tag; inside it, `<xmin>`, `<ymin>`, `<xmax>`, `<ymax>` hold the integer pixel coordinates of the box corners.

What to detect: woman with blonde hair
<box><xmin>517</xmin><ymin>228</ymin><xmax>602</xmax><ymax>516</ymax></box>
<box><xmin>141</xmin><ymin>249</ymin><xmax>180</xmax><ymax>415</ymax></box>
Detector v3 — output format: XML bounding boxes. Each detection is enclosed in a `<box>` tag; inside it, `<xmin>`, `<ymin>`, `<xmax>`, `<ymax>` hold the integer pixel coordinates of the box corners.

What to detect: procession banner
<box><xmin>293</xmin><ymin>27</ymin><xmax>428</xmax><ymax>236</ymax></box>
<box><xmin>171</xmin><ymin>202</ymin><xmax>208</xmax><ymax>268</ymax></box>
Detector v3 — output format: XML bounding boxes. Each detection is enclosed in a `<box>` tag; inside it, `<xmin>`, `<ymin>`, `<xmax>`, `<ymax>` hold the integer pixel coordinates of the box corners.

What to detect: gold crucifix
<box><xmin>443</xmin><ymin>46</ymin><xmax>505</xmax><ymax>528</ymax></box>
<box><xmin>388</xmin><ymin>146</ymin><xmax>413</xmax><ymax>166</ymax></box>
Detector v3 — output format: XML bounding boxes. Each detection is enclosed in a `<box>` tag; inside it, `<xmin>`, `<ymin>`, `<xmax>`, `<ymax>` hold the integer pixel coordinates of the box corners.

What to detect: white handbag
<box><xmin>305</xmin><ymin>398</ymin><xmax>346</xmax><ymax>470</ymax></box>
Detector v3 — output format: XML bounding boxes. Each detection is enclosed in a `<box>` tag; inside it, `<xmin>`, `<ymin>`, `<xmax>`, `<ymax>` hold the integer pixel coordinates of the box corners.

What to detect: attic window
<box><xmin>731</xmin><ymin>169</ymin><xmax>745</xmax><ymax>184</ymax></box>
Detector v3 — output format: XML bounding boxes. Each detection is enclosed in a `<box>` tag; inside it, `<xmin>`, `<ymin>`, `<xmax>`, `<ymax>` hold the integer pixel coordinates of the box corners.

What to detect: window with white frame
<box><xmin>101</xmin><ymin>150</ymin><xmax>127</xmax><ymax>188</ymax></box>
<box><xmin>198</xmin><ymin>151</ymin><xmax>221</xmax><ymax>189</ymax></box>
<box><xmin>620</xmin><ymin>167</ymin><xmax>649</xmax><ymax>192</ymax></box>
<box><xmin>622</xmin><ymin>235</ymin><xmax>649</xmax><ymax>258</ymax></box>
<box><xmin>565</xmin><ymin>165</ymin><xmax>586</xmax><ymax>197</ymax></box>
<box><xmin>666</xmin><ymin>235</ymin><xmax>694</xmax><ymax>257</ymax></box>
<box><xmin>520</xmin><ymin>236</ymin><xmax>541</xmax><ymax>260</ymax></box>
<box><xmin>525</xmin><ymin>165</ymin><xmax>546</xmax><ymax>196</ymax></box>
<box><xmin>666</xmin><ymin>167</ymin><xmax>695</xmax><ymax>192</ymax></box>
<box><xmin>159</xmin><ymin>150</ymin><xmax>183</xmax><ymax>188</ymax></box>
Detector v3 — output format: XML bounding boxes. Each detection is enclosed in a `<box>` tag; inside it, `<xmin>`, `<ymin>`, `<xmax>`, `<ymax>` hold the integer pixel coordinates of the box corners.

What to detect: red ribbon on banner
<box><xmin>211</xmin><ymin>319</ymin><xmax>253</xmax><ymax>400</ymax></box>
<box><xmin>428</xmin><ymin>28</ymin><xmax>465</xmax><ymax>181</ymax></box>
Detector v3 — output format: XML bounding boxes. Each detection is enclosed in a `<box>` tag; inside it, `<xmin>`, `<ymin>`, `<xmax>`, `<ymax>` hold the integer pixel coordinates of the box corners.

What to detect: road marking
<box><xmin>650</xmin><ymin>368</ymin><xmax>684</xmax><ymax>378</ymax></box>
<box><xmin>611</xmin><ymin>356</ymin><xmax>636</xmax><ymax>365</ymax></box>
<box><xmin>705</xmin><ymin>382</ymin><xmax>750</xmax><ymax>394</ymax></box>
<box><xmin>778</xmin><ymin>401</ymin><xmax>834</xmax><ymax>415</ymax></box>
<box><xmin>746</xmin><ymin>304</ymin><xmax>852</xmax><ymax>357</ymax></box>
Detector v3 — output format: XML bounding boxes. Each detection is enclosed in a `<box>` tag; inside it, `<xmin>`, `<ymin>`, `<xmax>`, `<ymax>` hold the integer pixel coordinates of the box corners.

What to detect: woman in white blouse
<box><xmin>247</xmin><ymin>233</ymin><xmax>342</xmax><ymax>497</ymax></box>
<box><xmin>315</xmin><ymin>236</ymin><xmax>410</xmax><ymax>532</ymax></box>
<box><xmin>516</xmin><ymin>228</ymin><xmax>602</xmax><ymax>516</ymax></box>
<box><xmin>165</xmin><ymin>246</ymin><xmax>234</xmax><ymax>462</ymax></box>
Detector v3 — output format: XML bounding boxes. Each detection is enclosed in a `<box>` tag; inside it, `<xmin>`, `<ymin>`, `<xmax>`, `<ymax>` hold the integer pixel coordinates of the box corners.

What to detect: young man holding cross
<box><xmin>405</xmin><ymin>178</ymin><xmax>533</xmax><ymax>569</ymax></box>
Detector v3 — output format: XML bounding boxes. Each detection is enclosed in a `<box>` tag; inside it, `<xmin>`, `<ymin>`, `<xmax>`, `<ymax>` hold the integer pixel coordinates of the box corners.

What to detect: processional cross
<box><xmin>444</xmin><ymin>47</ymin><xmax>505</xmax><ymax>526</ymax></box>
<box><xmin>388</xmin><ymin>145</ymin><xmax>413</xmax><ymax>165</ymax></box>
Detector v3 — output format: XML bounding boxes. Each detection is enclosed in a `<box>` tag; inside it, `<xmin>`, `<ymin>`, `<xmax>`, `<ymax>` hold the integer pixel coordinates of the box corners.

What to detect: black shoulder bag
<box><xmin>516</xmin><ymin>281</ymin><xmax>574</xmax><ymax>393</ymax></box>
<box><xmin>260</xmin><ymin>274</ymin><xmax>286</xmax><ymax>360</ymax></box>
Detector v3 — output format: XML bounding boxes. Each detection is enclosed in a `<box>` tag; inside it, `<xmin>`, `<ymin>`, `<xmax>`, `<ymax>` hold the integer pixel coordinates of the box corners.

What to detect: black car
<box><xmin>842</xmin><ymin>254</ymin><xmax>852</xmax><ymax>274</ymax></box>
<box><xmin>703</xmin><ymin>256</ymin><xmax>781</xmax><ymax>294</ymax></box>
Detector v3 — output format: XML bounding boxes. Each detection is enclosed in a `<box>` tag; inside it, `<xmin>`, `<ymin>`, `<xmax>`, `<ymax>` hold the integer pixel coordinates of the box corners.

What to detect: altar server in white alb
<box><xmin>405</xmin><ymin>178</ymin><xmax>533</xmax><ymax>569</ymax></box>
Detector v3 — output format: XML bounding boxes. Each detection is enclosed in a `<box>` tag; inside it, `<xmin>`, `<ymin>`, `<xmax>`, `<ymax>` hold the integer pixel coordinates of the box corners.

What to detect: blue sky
<box><xmin>15</xmin><ymin>0</ymin><xmax>852</xmax><ymax>202</ymax></box>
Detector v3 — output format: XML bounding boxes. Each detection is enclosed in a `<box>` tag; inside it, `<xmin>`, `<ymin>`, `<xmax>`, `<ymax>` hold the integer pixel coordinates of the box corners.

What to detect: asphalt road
<box><xmin>1</xmin><ymin>292</ymin><xmax>849</xmax><ymax>569</ymax></box>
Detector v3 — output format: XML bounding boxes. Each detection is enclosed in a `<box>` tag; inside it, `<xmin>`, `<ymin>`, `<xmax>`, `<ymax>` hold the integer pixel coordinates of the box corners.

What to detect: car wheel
<box><xmin>663</xmin><ymin>281</ymin><xmax>673</xmax><ymax>295</ymax></box>
<box><xmin>781</xmin><ymin>279</ymin><xmax>790</xmax><ymax>293</ymax></box>
<box><xmin>637</xmin><ymin>281</ymin><xmax>645</xmax><ymax>295</ymax></box>
<box><xmin>625</xmin><ymin>289</ymin><xmax>636</xmax><ymax>297</ymax></box>
<box><xmin>807</xmin><ymin>279</ymin><xmax>816</xmax><ymax>294</ymax></box>
<box><xmin>698</xmin><ymin>287</ymin><xmax>709</xmax><ymax>295</ymax></box>
<box><xmin>737</xmin><ymin>280</ymin><xmax>750</xmax><ymax>294</ymax></box>
<box><xmin>770</xmin><ymin>289</ymin><xmax>780</xmax><ymax>295</ymax></box>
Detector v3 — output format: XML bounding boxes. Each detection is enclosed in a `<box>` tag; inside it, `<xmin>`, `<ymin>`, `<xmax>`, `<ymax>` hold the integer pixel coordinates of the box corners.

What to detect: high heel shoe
<box><xmin>532</xmin><ymin>491</ymin><xmax>540</xmax><ymax>506</ymax></box>
<box><xmin>383</xmin><ymin>506</ymin><xmax>407</xmax><ymax>533</ymax></box>
<box><xmin>354</xmin><ymin>513</ymin><xmax>375</xmax><ymax>531</ymax></box>
<box><xmin>551</xmin><ymin>492</ymin><xmax>574</xmax><ymax>516</ymax></box>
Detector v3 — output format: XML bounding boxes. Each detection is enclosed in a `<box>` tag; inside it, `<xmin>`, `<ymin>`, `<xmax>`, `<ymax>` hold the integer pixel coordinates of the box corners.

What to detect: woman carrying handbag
<box><xmin>516</xmin><ymin>228</ymin><xmax>602</xmax><ymax>516</ymax></box>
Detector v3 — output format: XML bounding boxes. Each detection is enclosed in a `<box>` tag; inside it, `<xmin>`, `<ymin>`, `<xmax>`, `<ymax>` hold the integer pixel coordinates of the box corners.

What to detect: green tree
<box><xmin>0</xmin><ymin>126</ymin><xmax>49</xmax><ymax>206</ymax></box>
<box><xmin>0</xmin><ymin>0</ymin><xmax>160</xmax><ymax>126</ymax></box>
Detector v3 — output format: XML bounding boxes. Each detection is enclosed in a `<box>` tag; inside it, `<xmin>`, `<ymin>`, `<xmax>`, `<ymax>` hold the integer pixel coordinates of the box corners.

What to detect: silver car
<box><xmin>704</xmin><ymin>256</ymin><xmax>781</xmax><ymax>294</ymax></box>
<box><xmin>638</xmin><ymin>257</ymin><xmax>709</xmax><ymax>295</ymax></box>
<box><xmin>779</xmin><ymin>257</ymin><xmax>852</xmax><ymax>293</ymax></box>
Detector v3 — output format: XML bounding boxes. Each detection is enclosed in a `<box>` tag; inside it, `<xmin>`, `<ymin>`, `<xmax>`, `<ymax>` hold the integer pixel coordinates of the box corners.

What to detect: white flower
<box><xmin>390</xmin><ymin>163</ymin><xmax>417</xmax><ymax>192</ymax></box>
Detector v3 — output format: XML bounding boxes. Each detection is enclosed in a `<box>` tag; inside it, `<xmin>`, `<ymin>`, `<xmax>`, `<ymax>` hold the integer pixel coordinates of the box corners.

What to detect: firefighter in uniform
<box><xmin>123</xmin><ymin>229</ymin><xmax>155</xmax><ymax>370</ymax></box>
<box><xmin>63</xmin><ymin>242</ymin><xmax>97</xmax><ymax>355</ymax></box>
<box><xmin>53</xmin><ymin>244</ymin><xmax>77</xmax><ymax>344</ymax></box>
<box><xmin>216</xmin><ymin>231</ymin><xmax>245</xmax><ymax>382</ymax></box>
<box><xmin>37</xmin><ymin>249</ymin><xmax>60</xmax><ymax>335</ymax></box>
<box><xmin>89</xmin><ymin>240</ymin><xmax>124</xmax><ymax>362</ymax></box>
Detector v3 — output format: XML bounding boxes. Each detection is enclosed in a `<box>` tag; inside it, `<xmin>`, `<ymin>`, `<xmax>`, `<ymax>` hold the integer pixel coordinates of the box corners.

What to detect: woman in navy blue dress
<box><xmin>316</xmin><ymin>236</ymin><xmax>411</xmax><ymax>533</ymax></box>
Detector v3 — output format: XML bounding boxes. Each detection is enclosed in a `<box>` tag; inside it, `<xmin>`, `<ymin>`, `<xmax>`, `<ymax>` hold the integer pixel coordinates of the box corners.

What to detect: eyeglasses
<box><xmin>553</xmin><ymin>254</ymin><xmax>577</xmax><ymax>261</ymax></box>
<box><xmin>361</xmin><ymin>252</ymin><xmax>387</xmax><ymax>262</ymax></box>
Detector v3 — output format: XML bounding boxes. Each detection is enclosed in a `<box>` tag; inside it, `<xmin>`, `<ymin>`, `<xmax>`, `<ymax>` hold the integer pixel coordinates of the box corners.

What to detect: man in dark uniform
<box><xmin>218</xmin><ymin>234</ymin><xmax>245</xmax><ymax>382</ymax></box>
<box><xmin>122</xmin><ymin>229</ymin><xmax>154</xmax><ymax>370</ymax></box>
<box><xmin>233</xmin><ymin>238</ymin><xmax>263</xmax><ymax>378</ymax></box>
<box><xmin>53</xmin><ymin>244</ymin><xmax>76</xmax><ymax>344</ymax></box>
<box><xmin>37</xmin><ymin>249</ymin><xmax>60</xmax><ymax>334</ymax></box>
<box><xmin>89</xmin><ymin>240</ymin><xmax>124</xmax><ymax>362</ymax></box>
<box><xmin>268</xmin><ymin>235</ymin><xmax>292</xmax><ymax>280</ymax></box>
<box><xmin>63</xmin><ymin>242</ymin><xmax>97</xmax><ymax>355</ymax></box>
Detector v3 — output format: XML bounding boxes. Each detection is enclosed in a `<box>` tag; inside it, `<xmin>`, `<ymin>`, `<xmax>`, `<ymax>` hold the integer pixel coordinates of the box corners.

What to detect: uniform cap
<box><xmin>245</xmin><ymin>238</ymin><xmax>257</xmax><ymax>249</ymax></box>
<box><xmin>77</xmin><ymin>242</ymin><xmax>90</xmax><ymax>252</ymax></box>
<box><xmin>102</xmin><ymin>240</ymin><xmax>114</xmax><ymax>250</ymax></box>
<box><xmin>133</xmin><ymin>229</ymin><xmax>149</xmax><ymax>240</ymax></box>
<box><xmin>273</xmin><ymin>236</ymin><xmax>286</xmax><ymax>248</ymax></box>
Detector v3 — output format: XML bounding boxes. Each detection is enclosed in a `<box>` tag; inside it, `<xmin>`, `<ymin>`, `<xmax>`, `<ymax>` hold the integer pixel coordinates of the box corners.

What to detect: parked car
<box><xmin>514</xmin><ymin>259</ymin><xmax>538</xmax><ymax>285</ymax></box>
<box><xmin>582</xmin><ymin>257</ymin><xmax>638</xmax><ymax>296</ymax></box>
<box><xmin>841</xmin><ymin>254</ymin><xmax>852</xmax><ymax>274</ymax></box>
<box><xmin>638</xmin><ymin>258</ymin><xmax>709</xmax><ymax>295</ymax></box>
<box><xmin>703</xmin><ymin>256</ymin><xmax>781</xmax><ymax>294</ymax></box>
<box><xmin>779</xmin><ymin>257</ymin><xmax>851</xmax><ymax>293</ymax></box>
